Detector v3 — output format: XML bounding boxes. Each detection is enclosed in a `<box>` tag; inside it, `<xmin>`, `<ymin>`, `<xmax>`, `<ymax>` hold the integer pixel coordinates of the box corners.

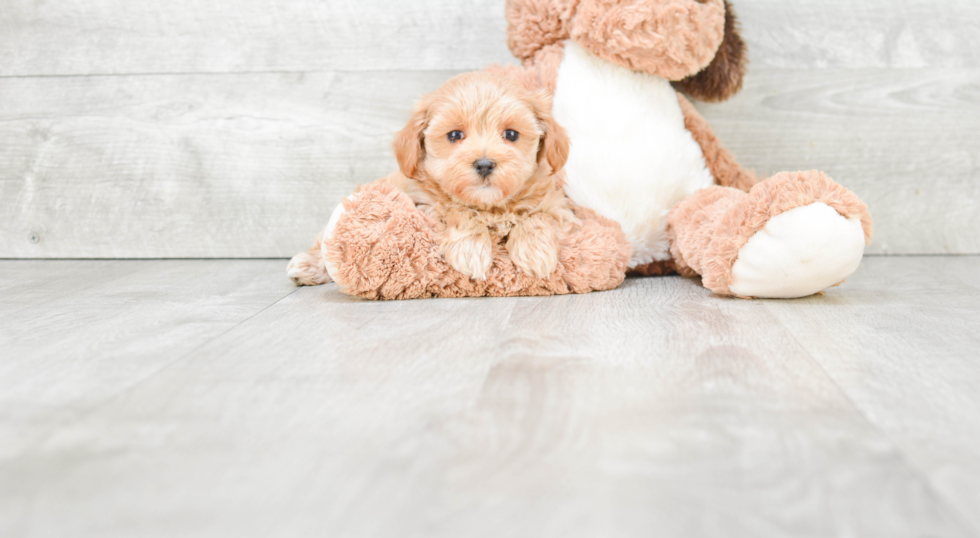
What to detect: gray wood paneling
<box><xmin>1</xmin><ymin>0</ymin><xmax>976</xmax><ymax>76</ymax></box>
<box><xmin>0</xmin><ymin>0</ymin><xmax>514</xmax><ymax>76</ymax></box>
<box><xmin>1</xmin><ymin>0</ymin><xmax>977</xmax><ymax>257</ymax></box>
<box><xmin>0</xmin><ymin>71</ymin><xmax>452</xmax><ymax>257</ymax></box>
<box><xmin>2</xmin><ymin>68</ymin><xmax>976</xmax><ymax>257</ymax></box>
<box><xmin>1</xmin><ymin>257</ymin><xmax>978</xmax><ymax>536</ymax></box>
<box><xmin>738</xmin><ymin>0</ymin><xmax>980</xmax><ymax>69</ymax></box>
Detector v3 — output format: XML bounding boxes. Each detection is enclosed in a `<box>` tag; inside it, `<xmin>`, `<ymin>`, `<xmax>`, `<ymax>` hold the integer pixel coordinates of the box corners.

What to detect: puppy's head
<box><xmin>394</xmin><ymin>72</ymin><xmax>569</xmax><ymax>208</ymax></box>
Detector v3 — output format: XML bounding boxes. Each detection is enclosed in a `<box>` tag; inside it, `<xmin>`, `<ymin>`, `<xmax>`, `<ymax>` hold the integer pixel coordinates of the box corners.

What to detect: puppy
<box><xmin>393</xmin><ymin>71</ymin><xmax>576</xmax><ymax>280</ymax></box>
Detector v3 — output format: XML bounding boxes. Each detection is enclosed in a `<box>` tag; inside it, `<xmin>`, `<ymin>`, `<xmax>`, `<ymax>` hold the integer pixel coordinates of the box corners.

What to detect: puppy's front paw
<box><xmin>507</xmin><ymin>218</ymin><xmax>559</xmax><ymax>279</ymax></box>
<box><xmin>443</xmin><ymin>232</ymin><xmax>493</xmax><ymax>280</ymax></box>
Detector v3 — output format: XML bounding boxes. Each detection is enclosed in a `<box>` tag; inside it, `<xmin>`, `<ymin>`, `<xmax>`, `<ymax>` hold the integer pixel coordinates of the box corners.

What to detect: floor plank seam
<box><xmin>770</xmin><ymin>310</ymin><xmax>980</xmax><ymax>536</ymax></box>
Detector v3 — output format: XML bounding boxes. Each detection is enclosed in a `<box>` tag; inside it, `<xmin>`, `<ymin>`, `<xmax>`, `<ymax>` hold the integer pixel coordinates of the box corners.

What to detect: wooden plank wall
<box><xmin>1</xmin><ymin>0</ymin><xmax>977</xmax><ymax>258</ymax></box>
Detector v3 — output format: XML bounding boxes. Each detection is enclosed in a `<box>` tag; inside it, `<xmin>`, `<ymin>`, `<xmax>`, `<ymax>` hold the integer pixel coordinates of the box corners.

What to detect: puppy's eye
<box><xmin>504</xmin><ymin>129</ymin><xmax>519</xmax><ymax>142</ymax></box>
<box><xmin>447</xmin><ymin>130</ymin><xmax>464</xmax><ymax>143</ymax></box>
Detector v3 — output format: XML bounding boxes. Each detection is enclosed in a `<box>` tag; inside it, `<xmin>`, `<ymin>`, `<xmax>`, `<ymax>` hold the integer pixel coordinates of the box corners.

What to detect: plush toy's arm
<box><xmin>676</xmin><ymin>93</ymin><xmax>758</xmax><ymax>192</ymax></box>
<box><xmin>295</xmin><ymin>182</ymin><xmax>630</xmax><ymax>300</ymax></box>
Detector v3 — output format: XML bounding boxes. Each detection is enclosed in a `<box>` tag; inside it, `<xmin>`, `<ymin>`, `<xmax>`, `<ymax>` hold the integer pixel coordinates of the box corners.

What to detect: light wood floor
<box><xmin>2</xmin><ymin>257</ymin><xmax>979</xmax><ymax>537</ymax></box>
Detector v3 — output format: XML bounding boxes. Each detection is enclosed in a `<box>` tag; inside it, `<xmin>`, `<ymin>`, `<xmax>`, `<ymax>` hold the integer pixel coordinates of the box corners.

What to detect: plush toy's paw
<box><xmin>668</xmin><ymin>170</ymin><xmax>873</xmax><ymax>299</ymax></box>
<box><xmin>729</xmin><ymin>202</ymin><xmax>866</xmax><ymax>298</ymax></box>
<box><xmin>506</xmin><ymin>216</ymin><xmax>560</xmax><ymax>278</ymax></box>
<box><xmin>443</xmin><ymin>230</ymin><xmax>494</xmax><ymax>281</ymax></box>
<box><xmin>287</xmin><ymin>249</ymin><xmax>331</xmax><ymax>286</ymax></box>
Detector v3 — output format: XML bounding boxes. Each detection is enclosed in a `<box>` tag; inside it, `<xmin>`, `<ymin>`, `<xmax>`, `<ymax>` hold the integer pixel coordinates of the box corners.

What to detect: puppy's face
<box><xmin>394</xmin><ymin>72</ymin><xmax>569</xmax><ymax>208</ymax></box>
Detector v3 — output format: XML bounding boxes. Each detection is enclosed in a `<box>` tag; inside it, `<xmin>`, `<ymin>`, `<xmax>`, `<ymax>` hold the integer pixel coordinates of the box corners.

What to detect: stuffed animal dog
<box><xmin>503</xmin><ymin>0</ymin><xmax>873</xmax><ymax>298</ymax></box>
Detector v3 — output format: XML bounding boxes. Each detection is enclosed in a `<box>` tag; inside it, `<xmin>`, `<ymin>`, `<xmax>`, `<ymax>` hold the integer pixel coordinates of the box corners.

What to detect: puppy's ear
<box><xmin>393</xmin><ymin>101</ymin><xmax>429</xmax><ymax>179</ymax></box>
<box><xmin>673</xmin><ymin>0</ymin><xmax>747</xmax><ymax>103</ymax></box>
<box><xmin>531</xmin><ymin>90</ymin><xmax>570</xmax><ymax>173</ymax></box>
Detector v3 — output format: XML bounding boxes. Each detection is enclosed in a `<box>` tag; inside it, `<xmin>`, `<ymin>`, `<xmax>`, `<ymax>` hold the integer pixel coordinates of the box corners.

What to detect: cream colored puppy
<box><xmin>393</xmin><ymin>71</ymin><xmax>575</xmax><ymax>280</ymax></box>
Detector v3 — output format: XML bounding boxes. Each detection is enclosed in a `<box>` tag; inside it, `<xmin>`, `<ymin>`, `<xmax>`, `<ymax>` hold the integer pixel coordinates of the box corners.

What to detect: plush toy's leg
<box><xmin>667</xmin><ymin>171</ymin><xmax>873</xmax><ymax>298</ymax></box>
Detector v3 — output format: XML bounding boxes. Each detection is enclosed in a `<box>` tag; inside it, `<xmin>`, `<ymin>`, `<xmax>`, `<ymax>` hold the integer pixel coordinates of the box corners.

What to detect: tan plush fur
<box><xmin>506</xmin><ymin>0</ymin><xmax>578</xmax><ymax>61</ymax></box>
<box><xmin>571</xmin><ymin>0</ymin><xmax>725</xmax><ymax>80</ymax></box>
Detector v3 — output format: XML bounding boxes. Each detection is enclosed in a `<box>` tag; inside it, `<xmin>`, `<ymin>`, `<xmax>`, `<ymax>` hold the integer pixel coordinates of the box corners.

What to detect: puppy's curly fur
<box><xmin>393</xmin><ymin>71</ymin><xmax>577</xmax><ymax>280</ymax></box>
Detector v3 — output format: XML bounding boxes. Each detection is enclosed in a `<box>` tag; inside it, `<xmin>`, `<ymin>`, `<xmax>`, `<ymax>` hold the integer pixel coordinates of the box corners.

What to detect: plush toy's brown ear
<box><xmin>392</xmin><ymin>102</ymin><xmax>429</xmax><ymax>179</ymax></box>
<box><xmin>673</xmin><ymin>0</ymin><xmax>747</xmax><ymax>102</ymax></box>
<box><xmin>531</xmin><ymin>90</ymin><xmax>570</xmax><ymax>173</ymax></box>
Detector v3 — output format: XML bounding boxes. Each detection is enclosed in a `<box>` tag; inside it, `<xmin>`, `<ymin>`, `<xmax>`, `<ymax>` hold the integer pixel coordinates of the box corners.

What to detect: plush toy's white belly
<box><xmin>552</xmin><ymin>40</ymin><xmax>715</xmax><ymax>268</ymax></box>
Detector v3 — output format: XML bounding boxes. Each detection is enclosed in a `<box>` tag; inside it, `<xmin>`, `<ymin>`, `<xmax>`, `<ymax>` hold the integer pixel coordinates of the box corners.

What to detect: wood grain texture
<box><xmin>0</xmin><ymin>71</ymin><xmax>453</xmax><ymax>257</ymax></box>
<box><xmin>0</xmin><ymin>260</ymin><xmax>295</xmax><ymax>460</ymax></box>
<box><xmin>1</xmin><ymin>258</ymin><xmax>978</xmax><ymax>537</ymax></box>
<box><xmin>737</xmin><ymin>0</ymin><xmax>980</xmax><ymax>69</ymax></box>
<box><xmin>0</xmin><ymin>0</ymin><xmax>976</xmax><ymax>76</ymax></box>
<box><xmin>0</xmin><ymin>0</ymin><xmax>515</xmax><ymax>76</ymax></box>
<box><xmin>762</xmin><ymin>257</ymin><xmax>980</xmax><ymax>531</ymax></box>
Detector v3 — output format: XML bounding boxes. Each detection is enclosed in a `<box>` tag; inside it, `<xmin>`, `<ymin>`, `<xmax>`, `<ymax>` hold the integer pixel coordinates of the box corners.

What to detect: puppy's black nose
<box><xmin>474</xmin><ymin>158</ymin><xmax>496</xmax><ymax>178</ymax></box>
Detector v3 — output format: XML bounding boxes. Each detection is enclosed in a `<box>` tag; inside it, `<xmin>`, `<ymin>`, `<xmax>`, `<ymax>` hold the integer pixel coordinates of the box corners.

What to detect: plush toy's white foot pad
<box><xmin>729</xmin><ymin>202</ymin><xmax>866</xmax><ymax>299</ymax></box>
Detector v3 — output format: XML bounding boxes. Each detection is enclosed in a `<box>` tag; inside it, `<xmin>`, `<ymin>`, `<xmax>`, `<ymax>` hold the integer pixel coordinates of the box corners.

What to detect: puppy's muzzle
<box><xmin>474</xmin><ymin>158</ymin><xmax>496</xmax><ymax>179</ymax></box>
